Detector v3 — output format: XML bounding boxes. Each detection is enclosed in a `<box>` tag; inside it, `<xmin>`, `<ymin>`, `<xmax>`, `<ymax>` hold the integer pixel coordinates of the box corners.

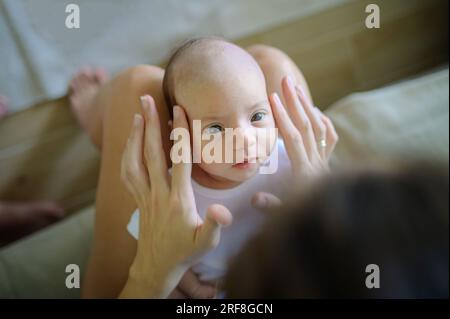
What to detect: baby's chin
<box><xmin>204</xmin><ymin>162</ymin><xmax>261</xmax><ymax>184</ymax></box>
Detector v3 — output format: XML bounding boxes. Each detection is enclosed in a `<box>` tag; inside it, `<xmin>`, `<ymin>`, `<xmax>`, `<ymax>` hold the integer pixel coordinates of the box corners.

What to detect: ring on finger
<box><xmin>318</xmin><ymin>138</ymin><xmax>327</xmax><ymax>149</ymax></box>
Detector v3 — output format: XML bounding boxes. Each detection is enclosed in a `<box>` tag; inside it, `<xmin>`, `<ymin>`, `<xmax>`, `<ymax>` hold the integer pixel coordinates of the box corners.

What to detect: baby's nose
<box><xmin>234</xmin><ymin>127</ymin><xmax>257</xmax><ymax>151</ymax></box>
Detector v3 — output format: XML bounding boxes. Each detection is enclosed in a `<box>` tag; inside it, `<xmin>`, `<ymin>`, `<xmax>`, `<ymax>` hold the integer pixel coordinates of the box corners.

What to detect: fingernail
<box><xmin>286</xmin><ymin>75</ymin><xmax>294</xmax><ymax>89</ymax></box>
<box><xmin>262</xmin><ymin>196</ymin><xmax>268</xmax><ymax>207</ymax></box>
<box><xmin>134</xmin><ymin>114</ymin><xmax>141</xmax><ymax>126</ymax></box>
<box><xmin>298</xmin><ymin>85</ymin><xmax>306</xmax><ymax>97</ymax></box>
<box><xmin>258</xmin><ymin>195</ymin><xmax>267</xmax><ymax>208</ymax></box>
<box><xmin>313</xmin><ymin>107</ymin><xmax>321</xmax><ymax>116</ymax></box>
<box><xmin>273</xmin><ymin>93</ymin><xmax>281</xmax><ymax>105</ymax></box>
<box><xmin>140</xmin><ymin>96</ymin><xmax>149</xmax><ymax>115</ymax></box>
<box><xmin>173</xmin><ymin>105</ymin><xmax>180</xmax><ymax>119</ymax></box>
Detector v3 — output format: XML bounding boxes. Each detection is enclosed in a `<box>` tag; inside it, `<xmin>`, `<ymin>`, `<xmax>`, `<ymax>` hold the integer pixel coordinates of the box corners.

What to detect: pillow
<box><xmin>326</xmin><ymin>68</ymin><xmax>449</xmax><ymax>167</ymax></box>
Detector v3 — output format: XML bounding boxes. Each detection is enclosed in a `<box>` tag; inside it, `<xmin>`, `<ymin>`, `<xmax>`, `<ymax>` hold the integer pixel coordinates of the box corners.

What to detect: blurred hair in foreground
<box><xmin>225</xmin><ymin>161</ymin><xmax>449</xmax><ymax>298</ymax></box>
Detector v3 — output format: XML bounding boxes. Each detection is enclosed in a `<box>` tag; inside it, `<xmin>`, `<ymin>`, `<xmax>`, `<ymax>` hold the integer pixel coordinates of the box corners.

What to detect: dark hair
<box><xmin>162</xmin><ymin>36</ymin><xmax>228</xmax><ymax>119</ymax></box>
<box><xmin>224</xmin><ymin>163</ymin><xmax>449</xmax><ymax>298</ymax></box>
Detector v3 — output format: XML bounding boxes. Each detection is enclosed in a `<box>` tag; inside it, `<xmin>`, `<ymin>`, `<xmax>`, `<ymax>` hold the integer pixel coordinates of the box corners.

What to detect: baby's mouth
<box><xmin>232</xmin><ymin>157</ymin><xmax>258</xmax><ymax>168</ymax></box>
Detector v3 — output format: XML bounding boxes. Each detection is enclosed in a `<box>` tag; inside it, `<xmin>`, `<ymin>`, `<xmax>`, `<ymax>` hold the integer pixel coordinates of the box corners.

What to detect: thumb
<box><xmin>196</xmin><ymin>204</ymin><xmax>232</xmax><ymax>251</ymax></box>
<box><xmin>251</xmin><ymin>192</ymin><xmax>283</xmax><ymax>213</ymax></box>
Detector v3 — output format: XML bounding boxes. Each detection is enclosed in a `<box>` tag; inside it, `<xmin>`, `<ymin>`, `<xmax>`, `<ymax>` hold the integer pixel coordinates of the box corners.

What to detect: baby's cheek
<box><xmin>199</xmin><ymin>134</ymin><xmax>229</xmax><ymax>164</ymax></box>
<box><xmin>199</xmin><ymin>162</ymin><xmax>230</xmax><ymax>179</ymax></box>
<box><xmin>256</xmin><ymin>128</ymin><xmax>277</xmax><ymax>158</ymax></box>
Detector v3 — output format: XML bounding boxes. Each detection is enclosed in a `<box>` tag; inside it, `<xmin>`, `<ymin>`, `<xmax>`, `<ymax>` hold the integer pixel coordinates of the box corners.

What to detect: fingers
<box><xmin>251</xmin><ymin>192</ymin><xmax>283</xmax><ymax>213</ymax></box>
<box><xmin>121</xmin><ymin>114</ymin><xmax>150</xmax><ymax>200</ymax></box>
<box><xmin>282</xmin><ymin>76</ymin><xmax>320</xmax><ymax>161</ymax></box>
<box><xmin>269</xmin><ymin>92</ymin><xmax>309</xmax><ymax>167</ymax></box>
<box><xmin>251</xmin><ymin>192</ymin><xmax>282</xmax><ymax>212</ymax></box>
<box><xmin>168</xmin><ymin>288</ymin><xmax>188</xmax><ymax>299</ymax></box>
<box><xmin>320</xmin><ymin>112</ymin><xmax>339</xmax><ymax>159</ymax></box>
<box><xmin>196</xmin><ymin>204</ymin><xmax>232</xmax><ymax>251</ymax></box>
<box><xmin>295</xmin><ymin>84</ymin><xmax>327</xmax><ymax>159</ymax></box>
<box><xmin>171</xmin><ymin>105</ymin><xmax>194</xmax><ymax>203</ymax></box>
<box><xmin>141</xmin><ymin>95</ymin><xmax>170</xmax><ymax>195</ymax></box>
<box><xmin>178</xmin><ymin>269</ymin><xmax>217</xmax><ymax>299</ymax></box>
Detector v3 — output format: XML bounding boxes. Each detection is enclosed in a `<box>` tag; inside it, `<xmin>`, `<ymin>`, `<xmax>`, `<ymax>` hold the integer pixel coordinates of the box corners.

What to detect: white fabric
<box><xmin>127</xmin><ymin>139</ymin><xmax>292</xmax><ymax>282</ymax></box>
<box><xmin>0</xmin><ymin>0</ymin><xmax>348</xmax><ymax>113</ymax></box>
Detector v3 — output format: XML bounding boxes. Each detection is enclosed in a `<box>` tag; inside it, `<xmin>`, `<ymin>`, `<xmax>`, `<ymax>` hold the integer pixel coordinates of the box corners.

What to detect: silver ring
<box><xmin>318</xmin><ymin>138</ymin><xmax>327</xmax><ymax>149</ymax></box>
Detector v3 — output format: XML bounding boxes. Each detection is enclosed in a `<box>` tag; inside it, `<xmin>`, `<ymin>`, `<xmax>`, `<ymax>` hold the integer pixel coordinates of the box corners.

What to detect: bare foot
<box><xmin>68</xmin><ymin>67</ymin><xmax>108</xmax><ymax>146</ymax></box>
<box><xmin>0</xmin><ymin>200</ymin><xmax>65</xmax><ymax>247</ymax></box>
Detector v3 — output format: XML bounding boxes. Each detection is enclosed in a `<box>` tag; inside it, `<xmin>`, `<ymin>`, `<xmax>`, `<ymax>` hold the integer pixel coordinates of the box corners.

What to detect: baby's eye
<box><xmin>204</xmin><ymin>124</ymin><xmax>223</xmax><ymax>134</ymax></box>
<box><xmin>251</xmin><ymin>112</ymin><xmax>266</xmax><ymax>122</ymax></box>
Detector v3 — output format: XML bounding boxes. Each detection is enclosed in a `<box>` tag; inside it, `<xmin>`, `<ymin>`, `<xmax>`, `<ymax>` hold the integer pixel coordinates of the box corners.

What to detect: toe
<box><xmin>94</xmin><ymin>68</ymin><xmax>108</xmax><ymax>83</ymax></box>
<box><xmin>69</xmin><ymin>79</ymin><xmax>78</xmax><ymax>92</ymax></box>
<box><xmin>71</xmin><ymin>72</ymin><xmax>85</xmax><ymax>90</ymax></box>
<box><xmin>31</xmin><ymin>201</ymin><xmax>65</xmax><ymax>220</ymax></box>
<box><xmin>81</xmin><ymin>66</ymin><xmax>95</xmax><ymax>79</ymax></box>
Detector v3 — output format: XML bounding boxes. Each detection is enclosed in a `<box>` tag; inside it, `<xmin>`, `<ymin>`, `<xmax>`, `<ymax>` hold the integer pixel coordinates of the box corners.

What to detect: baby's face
<box><xmin>175</xmin><ymin>44</ymin><xmax>276</xmax><ymax>184</ymax></box>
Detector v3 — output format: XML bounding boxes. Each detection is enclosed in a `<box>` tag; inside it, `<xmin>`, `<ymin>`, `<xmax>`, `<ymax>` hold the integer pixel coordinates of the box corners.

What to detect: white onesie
<box><xmin>127</xmin><ymin>139</ymin><xmax>292</xmax><ymax>283</ymax></box>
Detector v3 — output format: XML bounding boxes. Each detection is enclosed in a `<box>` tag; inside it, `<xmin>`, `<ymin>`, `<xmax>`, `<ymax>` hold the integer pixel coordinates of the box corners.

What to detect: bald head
<box><xmin>162</xmin><ymin>37</ymin><xmax>266</xmax><ymax>118</ymax></box>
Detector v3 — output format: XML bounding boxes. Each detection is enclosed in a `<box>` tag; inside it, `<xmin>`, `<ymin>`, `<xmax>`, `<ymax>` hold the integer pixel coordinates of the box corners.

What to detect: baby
<box><xmin>127</xmin><ymin>37</ymin><xmax>293</xmax><ymax>290</ymax></box>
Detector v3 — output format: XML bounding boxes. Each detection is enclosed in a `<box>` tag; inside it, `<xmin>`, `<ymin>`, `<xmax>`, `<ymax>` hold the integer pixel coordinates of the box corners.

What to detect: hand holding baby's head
<box><xmin>163</xmin><ymin>37</ymin><xmax>277</xmax><ymax>188</ymax></box>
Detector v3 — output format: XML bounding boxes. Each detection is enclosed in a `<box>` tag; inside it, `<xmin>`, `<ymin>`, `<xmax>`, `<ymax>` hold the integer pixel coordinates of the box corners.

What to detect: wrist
<box><xmin>128</xmin><ymin>259</ymin><xmax>188</xmax><ymax>298</ymax></box>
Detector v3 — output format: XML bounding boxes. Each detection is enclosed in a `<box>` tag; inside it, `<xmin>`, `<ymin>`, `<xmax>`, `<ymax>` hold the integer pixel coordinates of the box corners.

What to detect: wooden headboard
<box><xmin>236</xmin><ymin>0</ymin><xmax>449</xmax><ymax>107</ymax></box>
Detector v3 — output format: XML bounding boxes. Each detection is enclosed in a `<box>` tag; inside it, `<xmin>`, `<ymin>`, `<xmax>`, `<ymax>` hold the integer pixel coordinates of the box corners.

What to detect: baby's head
<box><xmin>163</xmin><ymin>37</ymin><xmax>276</xmax><ymax>185</ymax></box>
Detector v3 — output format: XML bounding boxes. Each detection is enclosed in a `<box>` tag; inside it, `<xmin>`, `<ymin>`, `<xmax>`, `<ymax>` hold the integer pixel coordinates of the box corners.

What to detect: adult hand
<box><xmin>119</xmin><ymin>95</ymin><xmax>232</xmax><ymax>298</ymax></box>
<box><xmin>252</xmin><ymin>76</ymin><xmax>338</xmax><ymax>211</ymax></box>
<box><xmin>168</xmin><ymin>269</ymin><xmax>217</xmax><ymax>299</ymax></box>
